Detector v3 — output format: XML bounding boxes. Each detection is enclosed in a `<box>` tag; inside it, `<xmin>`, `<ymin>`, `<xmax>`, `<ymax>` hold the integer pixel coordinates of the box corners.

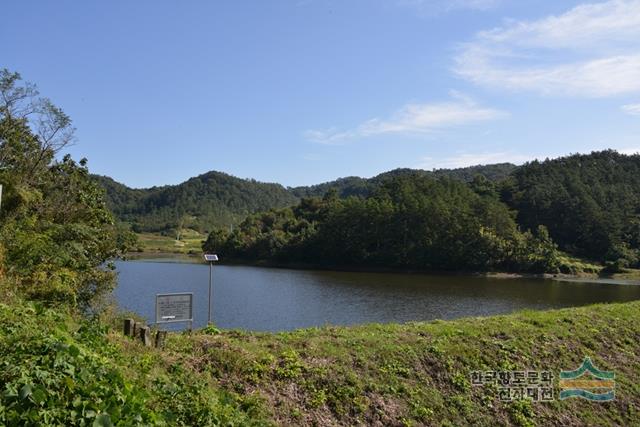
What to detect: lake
<box><xmin>114</xmin><ymin>259</ymin><xmax>640</xmax><ymax>332</ymax></box>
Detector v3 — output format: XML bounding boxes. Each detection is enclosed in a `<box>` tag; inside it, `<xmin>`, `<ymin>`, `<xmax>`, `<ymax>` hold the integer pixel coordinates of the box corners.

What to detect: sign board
<box><xmin>156</xmin><ymin>293</ymin><xmax>193</xmax><ymax>324</ymax></box>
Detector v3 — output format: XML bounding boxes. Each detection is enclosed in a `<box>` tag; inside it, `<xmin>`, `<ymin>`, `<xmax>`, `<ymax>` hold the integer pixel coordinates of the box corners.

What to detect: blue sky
<box><xmin>3</xmin><ymin>0</ymin><xmax>640</xmax><ymax>188</ymax></box>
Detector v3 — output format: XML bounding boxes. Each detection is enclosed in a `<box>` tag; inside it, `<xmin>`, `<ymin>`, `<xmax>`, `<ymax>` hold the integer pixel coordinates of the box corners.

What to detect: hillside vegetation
<box><xmin>504</xmin><ymin>151</ymin><xmax>640</xmax><ymax>269</ymax></box>
<box><xmin>205</xmin><ymin>151</ymin><xmax>640</xmax><ymax>274</ymax></box>
<box><xmin>94</xmin><ymin>164</ymin><xmax>517</xmax><ymax>234</ymax></box>
<box><xmin>205</xmin><ymin>175</ymin><xmax>560</xmax><ymax>273</ymax></box>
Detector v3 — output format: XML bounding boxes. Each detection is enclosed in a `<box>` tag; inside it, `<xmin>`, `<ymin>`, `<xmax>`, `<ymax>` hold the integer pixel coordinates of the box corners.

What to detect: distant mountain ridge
<box><xmin>93</xmin><ymin>163</ymin><xmax>517</xmax><ymax>233</ymax></box>
<box><xmin>290</xmin><ymin>163</ymin><xmax>517</xmax><ymax>198</ymax></box>
<box><xmin>92</xmin><ymin>171</ymin><xmax>298</xmax><ymax>233</ymax></box>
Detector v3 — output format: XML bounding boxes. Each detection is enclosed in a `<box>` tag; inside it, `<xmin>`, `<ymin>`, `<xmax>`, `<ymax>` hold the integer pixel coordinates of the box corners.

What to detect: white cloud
<box><xmin>417</xmin><ymin>151</ymin><xmax>531</xmax><ymax>170</ymax></box>
<box><xmin>618</xmin><ymin>146</ymin><xmax>640</xmax><ymax>154</ymax></box>
<box><xmin>400</xmin><ymin>0</ymin><xmax>501</xmax><ymax>12</ymax></box>
<box><xmin>305</xmin><ymin>92</ymin><xmax>506</xmax><ymax>144</ymax></box>
<box><xmin>419</xmin><ymin>147</ymin><xmax>640</xmax><ymax>170</ymax></box>
<box><xmin>455</xmin><ymin>0</ymin><xmax>640</xmax><ymax>97</ymax></box>
<box><xmin>621</xmin><ymin>103</ymin><xmax>640</xmax><ymax>115</ymax></box>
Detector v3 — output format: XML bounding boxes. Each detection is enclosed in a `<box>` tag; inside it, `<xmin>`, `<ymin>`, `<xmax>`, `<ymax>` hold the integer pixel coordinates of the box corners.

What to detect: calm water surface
<box><xmin>114</xmin><ymin>259</ymin><xmax>640</xmax><ymax>332</ymax></box>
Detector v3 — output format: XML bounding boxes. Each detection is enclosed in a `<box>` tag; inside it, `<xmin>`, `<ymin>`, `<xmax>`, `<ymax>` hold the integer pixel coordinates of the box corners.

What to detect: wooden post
<box><xmin>139</xmin><ymin>326</ymin><xmax>151</xmax><ymax>347</ymax></box>
<box><xmin>155</xmin><ymin>331</ymin><xmax>167</xmax><ymax>349</ymax></box>
<box><xmin>124</xmin><ymin>318</ymin><xmax>135</xmax><ymax>337</ymax></box>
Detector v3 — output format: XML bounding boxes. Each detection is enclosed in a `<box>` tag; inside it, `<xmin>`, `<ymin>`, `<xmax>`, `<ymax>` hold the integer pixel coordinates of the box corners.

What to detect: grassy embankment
<box><xmin>3</xmin><ymin>282</ymin><xmax>639</xmax><ymax>426</ymax></box>
<box><xmin>554</xmin><ymin>254</ymin><xmax>640</xmax><ymax>281</ymax></box>
<box><xmin>134</xmin><ymin>229</ymin><xmax>205</xmax><ymax>256</ymax></box>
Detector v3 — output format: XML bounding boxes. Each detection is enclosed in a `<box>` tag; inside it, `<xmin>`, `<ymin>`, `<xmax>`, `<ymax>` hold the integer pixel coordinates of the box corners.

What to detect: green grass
<box><xmin>168</xmin><ymin>302</ymin><xmax>640</xmax><ymax>426</ymax></box>
<box><xmin>135</xmin><ymin>229</ymin><xmax>205</xmax><ymax>255</ymax></box>
<box><xmin>609</xmin><ymin>268</ymin><xmax>640</xmax><ymax>281</ymax></box>
<box><xmin>556</xmin><ymin>253</ymin><xmax>602</xmax><ymax>275</ymax></box>
<box><xmin>555</xmin><ymin>253</ymin><xmax>640</xmax><ymax>280</ymax></box>
<box><xmin>2</xmin><ymin>294</ymin><xmax>639</xmax><ymax>426</ymax></box>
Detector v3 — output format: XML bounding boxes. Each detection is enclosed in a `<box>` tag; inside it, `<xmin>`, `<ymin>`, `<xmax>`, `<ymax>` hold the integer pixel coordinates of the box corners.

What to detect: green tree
<box><xmin>0</xmin><ymin>69</ymin><xmax>133</xmax><ymax>307</ymax></box>
<box><xmin>206</xmin><ymin>175</ymin><xmax>561</xmax><ymax>273</ymax></box>
<box><xmin>505</xmin><ymin>150</ymin><xmax>640</xmax><ymax>264</ymax></box>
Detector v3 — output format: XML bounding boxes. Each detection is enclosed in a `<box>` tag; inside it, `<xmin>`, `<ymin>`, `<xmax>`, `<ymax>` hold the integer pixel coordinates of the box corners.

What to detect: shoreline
<box><xmin>123</xmin><ymin>251</ymin><xmax>640</xmax><ymax>284</ymax></box>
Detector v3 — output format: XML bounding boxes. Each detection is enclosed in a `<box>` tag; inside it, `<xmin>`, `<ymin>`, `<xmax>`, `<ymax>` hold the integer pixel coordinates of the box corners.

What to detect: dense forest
<box><xmin>203</xmin><ymin>151</ymin><xmax>640</xmax><ymax>273</ymax></box>
<box><xmin>95</xmin><ymin>163</ymin><xmax>516</xmax><ymax>233</ymax></box>
<box><xmin>504</xmin><ymin>151</ymin><xmax>640</xmax><ymax>269</ymax></box>
<box><xmin>203</xmin><ymin>174</ymin><xmax>561</xmax><ymax>273</ymax></box>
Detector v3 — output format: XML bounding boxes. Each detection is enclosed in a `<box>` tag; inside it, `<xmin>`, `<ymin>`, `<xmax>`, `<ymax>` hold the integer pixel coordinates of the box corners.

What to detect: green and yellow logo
<box><xmin>559</xmin><ymin>357</ymin><xmax>615</xmax><ymax>401</ymax></box>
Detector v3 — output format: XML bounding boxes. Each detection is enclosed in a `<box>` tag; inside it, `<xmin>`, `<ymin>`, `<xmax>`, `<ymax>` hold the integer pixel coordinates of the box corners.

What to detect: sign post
<box><xmin>203</xmin><ymin>254</ymin><xmax>219</xmax><ymax>325</ymax></box>
<box><xmin>156</xmin><ymin>292</ymin><xmax>193</xmax><ymax>330</ymax></box>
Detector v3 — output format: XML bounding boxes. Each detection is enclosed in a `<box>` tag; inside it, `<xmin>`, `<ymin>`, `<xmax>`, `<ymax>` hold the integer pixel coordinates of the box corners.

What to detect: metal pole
<box><xmin>208</xmin><ymin>262</ymin><xmax>212</xmax><ymax>324</ymax></box>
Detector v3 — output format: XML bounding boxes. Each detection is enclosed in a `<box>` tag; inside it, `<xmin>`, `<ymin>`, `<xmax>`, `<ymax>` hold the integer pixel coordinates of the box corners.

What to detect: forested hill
<box><xmin>290</xmin><ymin>162</ymin><xmax>517</xmax><ymax>198</ymax></box>
<box><xmin>92</xmin><ymin>171</ymin><xmax>298</xmax><ymax>232</ymax></box>
<box><xmin>204</xmin><ymin>150</ymin><xmax>640</xmax><ymax>272</ymax></box>
<box><xmin>504</xmin><ymin>150</ymin><xmax>640</xmax><ymax>263</ymax></box>
<box><xmin>94</xmin><ymin>163</ymin><xmax>518</xmax><ymax>233</ymax></box>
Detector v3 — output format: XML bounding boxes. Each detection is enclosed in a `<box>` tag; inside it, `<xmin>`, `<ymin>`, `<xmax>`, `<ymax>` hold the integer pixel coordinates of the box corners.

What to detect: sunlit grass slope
<box><xmin>168</xmin><ymin>301</ymin><xmax>640</xmax><ymax>426</ymax></box>
<box><xmin>2</xmin><ymin>295</ymin><xmax>639</xmax><ymax>426</ymax></box>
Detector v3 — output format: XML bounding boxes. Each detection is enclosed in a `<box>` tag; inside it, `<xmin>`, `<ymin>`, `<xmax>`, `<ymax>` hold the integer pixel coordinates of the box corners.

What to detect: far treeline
<box><xmin>203</xmin><ymin>150</ymin><xmax>640</xmax><ymax>274</ymax></box>
<box><xmin>93</xmin><ymin>164</ymin><xmax>517</xmax><ymax>233</ymax></box>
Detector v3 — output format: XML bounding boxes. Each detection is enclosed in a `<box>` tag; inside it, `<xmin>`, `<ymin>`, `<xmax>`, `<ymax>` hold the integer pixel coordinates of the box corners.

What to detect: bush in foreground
<box><xmin>0</xmin><ymin>300</ymin><xmax>268</xmax><ymax>426</ymax></box>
